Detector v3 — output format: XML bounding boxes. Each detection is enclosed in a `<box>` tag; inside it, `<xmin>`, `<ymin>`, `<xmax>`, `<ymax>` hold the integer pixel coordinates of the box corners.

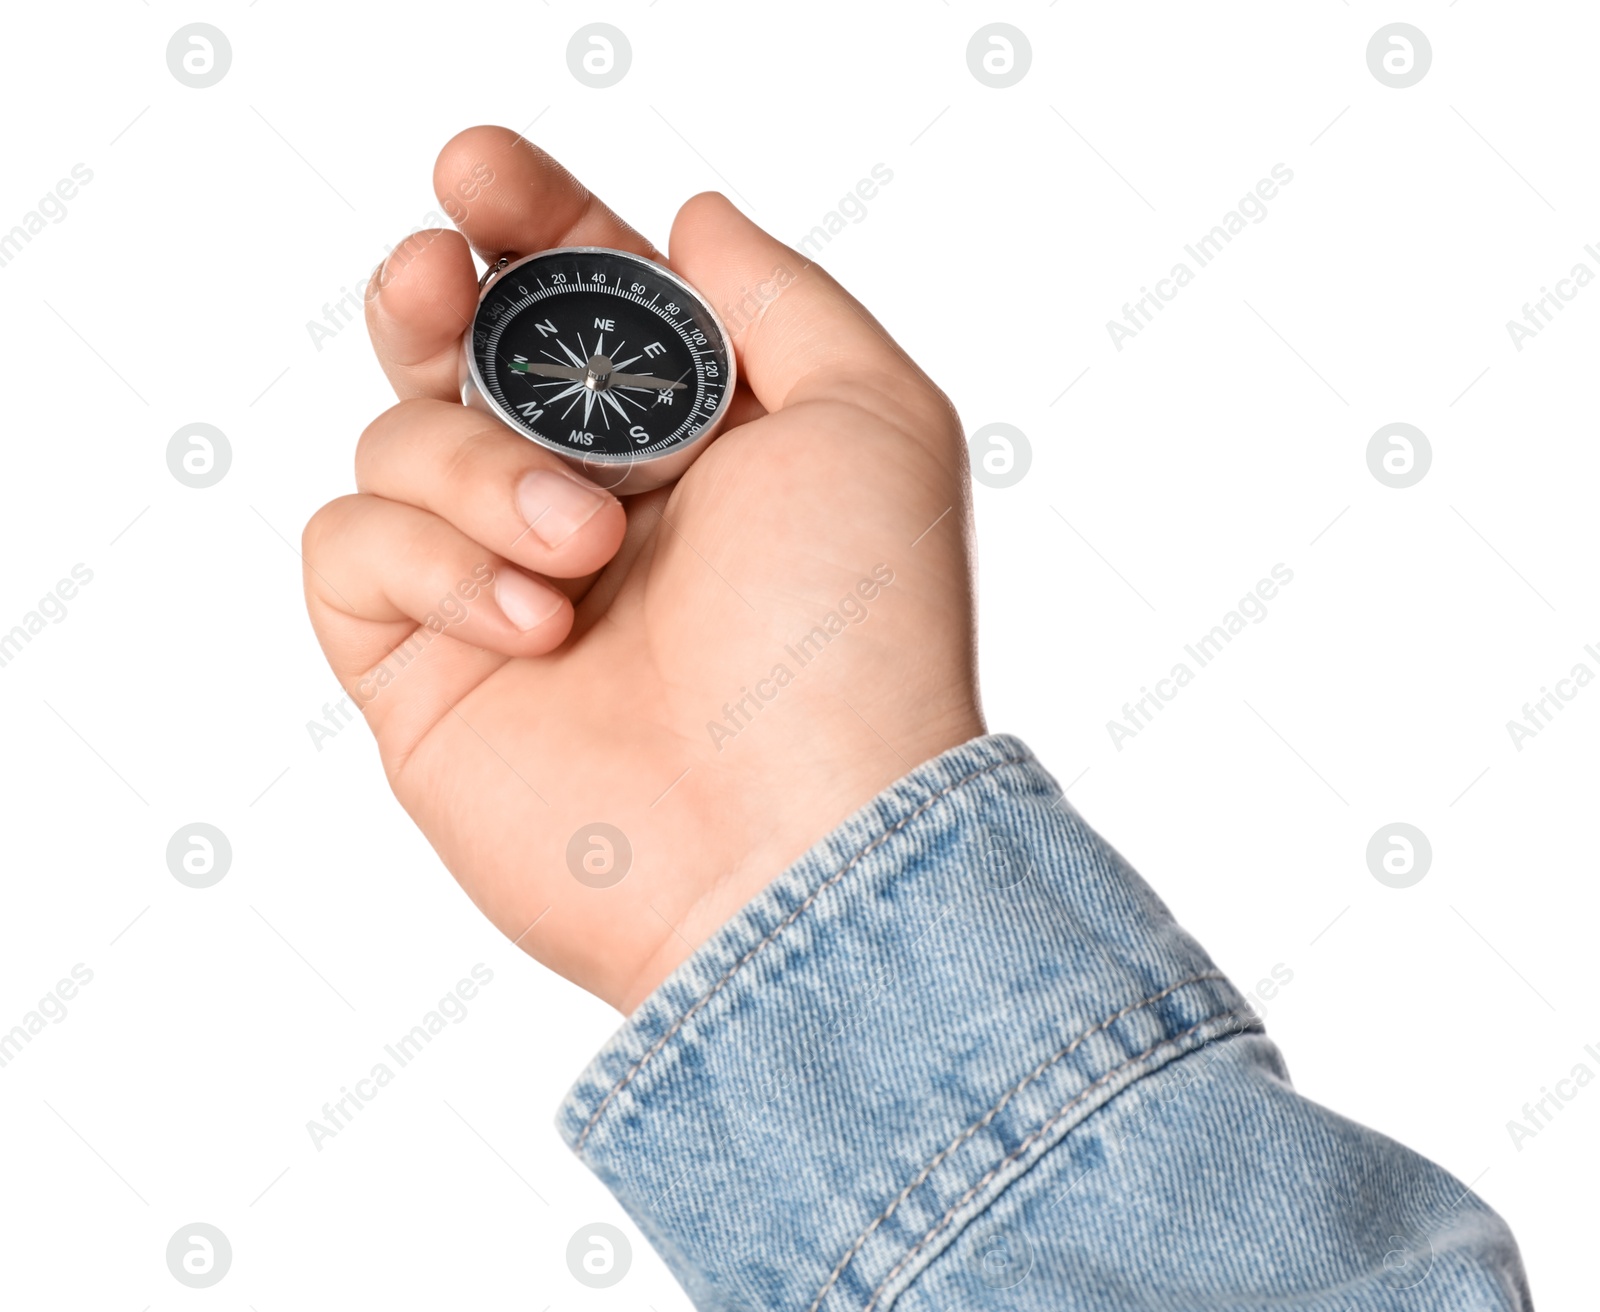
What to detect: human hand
<box><xmin>302</xmin><ymin>127</ymin><xmax>984</xmax><ymax>1013</ymax></box>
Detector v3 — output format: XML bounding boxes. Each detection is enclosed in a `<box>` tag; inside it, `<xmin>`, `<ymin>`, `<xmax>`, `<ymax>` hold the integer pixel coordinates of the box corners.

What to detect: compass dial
<box><xmin>464</xmin><ymin>247</ymin><xmax>734</xmax><ymax>487</ymax></box>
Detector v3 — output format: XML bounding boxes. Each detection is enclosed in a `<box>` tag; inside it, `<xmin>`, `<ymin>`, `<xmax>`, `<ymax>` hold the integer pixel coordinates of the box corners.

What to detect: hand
<box><xmin>302</xmin><ymin>127</ymin><xmax>984</xmax><ymax>1013</ymax></box>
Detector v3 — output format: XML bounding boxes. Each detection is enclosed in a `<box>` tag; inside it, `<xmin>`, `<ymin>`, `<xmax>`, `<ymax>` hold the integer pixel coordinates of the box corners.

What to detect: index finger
<box><xmin>365</xmin><ymin>126</ymin><xmax>661</xmax><ymax>401</ymax></box>
<box><xmin>435</xmin><ymin>125</ymin><xmax>660</xmax><ymax>264</ymax></box>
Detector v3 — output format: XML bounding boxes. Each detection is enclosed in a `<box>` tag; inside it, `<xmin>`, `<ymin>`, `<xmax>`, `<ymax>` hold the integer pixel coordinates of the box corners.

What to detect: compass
<box><xmin>459</xmin><ymin>246</ymin><xmax>735</xmax><ymax>494</ymax></box>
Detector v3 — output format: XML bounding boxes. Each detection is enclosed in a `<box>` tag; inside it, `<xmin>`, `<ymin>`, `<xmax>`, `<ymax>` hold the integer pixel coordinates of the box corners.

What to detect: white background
<box><xmin>0</xmin><ymin>2</ymin><xmax>1593</xmax><ymax>1307</ymax></box>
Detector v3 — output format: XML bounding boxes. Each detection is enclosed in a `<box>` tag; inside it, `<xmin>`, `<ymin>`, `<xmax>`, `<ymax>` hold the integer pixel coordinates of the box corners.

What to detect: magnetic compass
<box><xmin>460</xmin><ymin>246</ymin><xmax>735</xmax><ymax>494</ymax></box>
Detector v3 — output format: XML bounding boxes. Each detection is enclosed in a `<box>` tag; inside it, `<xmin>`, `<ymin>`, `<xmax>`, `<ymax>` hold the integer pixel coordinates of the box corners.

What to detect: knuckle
<box><xmin>439</xmin><ymin>422</ymin><xmax>507</xmax><ymax>490</ymax></box>
<box><xmin>354</xmin><ymin>398</ymin><xmax>432</xmax><ymax>488</ymax></box>
<box><xmin>301</xmin><ymin>493</ymin><xmax>362</xmax><ymax>561</ymax></box>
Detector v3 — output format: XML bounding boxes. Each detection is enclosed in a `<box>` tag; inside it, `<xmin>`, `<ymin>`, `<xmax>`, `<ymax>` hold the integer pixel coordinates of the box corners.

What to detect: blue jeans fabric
<box><xmin>558</xmin><ymin>734</ymin><xmax>1530</xmax><ymax>1310</ymax></box>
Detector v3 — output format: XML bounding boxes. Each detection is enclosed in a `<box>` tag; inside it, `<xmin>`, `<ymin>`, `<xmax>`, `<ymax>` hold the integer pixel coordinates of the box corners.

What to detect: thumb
<box><xmin>667</xmin><ymin>193</ymin><xmax>941</xmax><ymax>420</ymax></box>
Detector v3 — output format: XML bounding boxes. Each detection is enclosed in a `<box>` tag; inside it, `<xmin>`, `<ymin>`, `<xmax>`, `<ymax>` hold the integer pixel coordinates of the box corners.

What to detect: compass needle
<box><xmin>514</xmin><ymin>361</ymin><xmax>587</xmax><ymax>381</ymax></box>
<box><xmin>612</xmin><ymin>373</ymin><xmax>688</xmax><ymax>392</ymax></box>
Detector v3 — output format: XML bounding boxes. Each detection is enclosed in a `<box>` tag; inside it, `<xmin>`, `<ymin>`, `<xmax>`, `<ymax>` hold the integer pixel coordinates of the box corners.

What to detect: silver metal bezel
<box><xmin>459</xmin><ymin>246</ymin><xmax>737</xmax><ymax>496</ymax></box>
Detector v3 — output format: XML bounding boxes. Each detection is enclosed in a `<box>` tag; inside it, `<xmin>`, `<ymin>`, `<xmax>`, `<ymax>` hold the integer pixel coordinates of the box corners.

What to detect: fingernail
<box><xmin>516</xmin><ymin>469</ymin><xmax>610</xmax><ymax>548</ymax></box>
<box><xmin>495</xmin><ymin>570</ymin><xmax>564</xmax><ymax>631</ymax></box>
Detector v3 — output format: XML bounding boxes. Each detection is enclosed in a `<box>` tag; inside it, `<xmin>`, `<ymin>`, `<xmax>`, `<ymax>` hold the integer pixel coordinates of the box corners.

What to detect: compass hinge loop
<box><xmin>478</xmin><ymin>254</ymin><xmax>514</xmax><ymax>292</ymax></box>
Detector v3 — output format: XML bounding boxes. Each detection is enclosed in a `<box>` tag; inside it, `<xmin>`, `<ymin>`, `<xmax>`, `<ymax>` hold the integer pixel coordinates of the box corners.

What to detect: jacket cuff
<box><xmin>556</xmin><ymin>733</ymin><xmax>1255</xmax><ymax>1311</ymax></box>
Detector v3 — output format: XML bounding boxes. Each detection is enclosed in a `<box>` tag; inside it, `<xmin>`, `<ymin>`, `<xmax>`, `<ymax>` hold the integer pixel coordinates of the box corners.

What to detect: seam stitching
<box><xmin>859</xmin><ymin>1008</ymin><xmax>1259</xmax><ymax>1312</ymax></box>
<box><xmin>574</xmin><ymin>752</ymin><xmax>1030</xmax><ymax>1149</ymax></box>
<box><xmin>805</xmin><ymin>970</ymin><xmax>1227</xmax><ymax>1312</ymax></box>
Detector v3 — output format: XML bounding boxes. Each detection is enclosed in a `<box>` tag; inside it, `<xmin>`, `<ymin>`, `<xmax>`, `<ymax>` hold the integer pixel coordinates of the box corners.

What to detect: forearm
<box><xmin>559</xmin><ymin>734</ymin><xmax>1529</xmax><ymax>1311</ymax></box>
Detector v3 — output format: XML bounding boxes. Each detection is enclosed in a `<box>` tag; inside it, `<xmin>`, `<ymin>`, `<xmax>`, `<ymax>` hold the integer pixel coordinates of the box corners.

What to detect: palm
<box><xmin>391</xmin><ymin>402</ymin><xmax>970</xmax><ymax>1008</ymax></box>
<box><xmin>305</xmin><ymin>128</ymin><xmax>982</xmax><ymax>1010</ymax></box>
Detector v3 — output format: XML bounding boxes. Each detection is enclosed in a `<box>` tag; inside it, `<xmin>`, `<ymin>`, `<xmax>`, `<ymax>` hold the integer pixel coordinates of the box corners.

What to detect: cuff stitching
<box><xmin>807</xmin><ymin>971</ymin><xmax>1228</xmax><ymax>1312</ymax></box>
<box><xmin>574</xmin><ymin>751</ymin><xmax>1029</xmax><ymax>1150</ymax></box>
<box><xmin>859</xmin><ymin>1008</ymin><xmax>1261</xmax><ymax>1312</ymax></box>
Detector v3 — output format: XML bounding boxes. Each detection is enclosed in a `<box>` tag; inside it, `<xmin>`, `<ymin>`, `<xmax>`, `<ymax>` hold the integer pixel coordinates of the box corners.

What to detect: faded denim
<box><xmin>559</xmin><ymin>734</ymin><xmax>1531</xmax><ymax>1310</ymax></box>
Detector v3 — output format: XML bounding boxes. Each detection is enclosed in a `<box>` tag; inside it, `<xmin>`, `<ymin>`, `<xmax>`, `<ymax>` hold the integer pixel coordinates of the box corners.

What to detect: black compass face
<box><xmin>469</xmin><ymin>248</ymin><xmax>732</xmax><ymax>464</ymax></box>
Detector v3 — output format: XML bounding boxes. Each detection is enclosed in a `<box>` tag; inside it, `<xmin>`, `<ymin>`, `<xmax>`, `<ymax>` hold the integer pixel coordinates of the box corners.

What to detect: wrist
<box><xmin>612</xmin><ymin>700</ymin><xmax>986</xmax><ymax>1015</ymax></box>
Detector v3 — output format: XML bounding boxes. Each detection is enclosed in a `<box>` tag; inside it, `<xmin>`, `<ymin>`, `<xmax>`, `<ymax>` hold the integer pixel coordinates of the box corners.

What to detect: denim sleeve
<box><xmin>556</xmin><ymin>734</ymin><xmax>1531</xmax><ymax>1311</ymax></box>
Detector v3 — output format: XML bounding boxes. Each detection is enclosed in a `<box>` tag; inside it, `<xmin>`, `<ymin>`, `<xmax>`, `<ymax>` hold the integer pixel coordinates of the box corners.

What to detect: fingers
<box><xmin>366</xmin><ymin>126</ymin><xmax>661</xmax><ymax>403</ymax></box>
<box><xmin>667</xmin><ymin>192</ymin><xmax>946</xmax><ymax>422</ymax></box>
<box><xmin>302</xmin><ymin>494</ymin><xmax>575</xmax><ymax>675</ymax></box>
<box><xmin>433</xmin><ymin>125</ymin><xmax>659</xmax><ymax>263</ymax></box>
<box><xmin>371</xmin><ymin>132</ymin><xmax>938</xmax><ymax>450</ymax></box>
<box><xmin>366</xmin><ymin>228</ymin><xmax>480</xmax><ymax>401</ymax></box>
<box><xmin>354</xmin><ymin>399</ymin><xmax>627</xmax><ymax>579</ymax></box>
